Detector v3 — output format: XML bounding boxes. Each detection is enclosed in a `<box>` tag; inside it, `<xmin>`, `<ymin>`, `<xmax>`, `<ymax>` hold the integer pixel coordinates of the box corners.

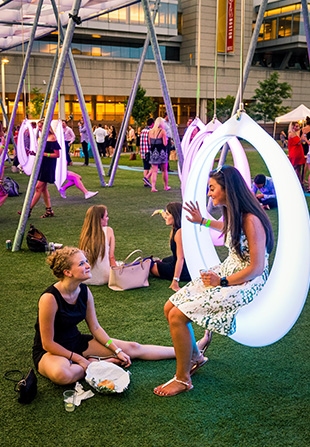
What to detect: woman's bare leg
<box><xmin>38</xmin><ymin>353</ymin><xmax>85</xmax><ymax>385</ymax></box>
<box><xmin>150</xmin><ymin>262</ymin><xmax>160</xmax><ymax>277</ymax></box>
<box><xmin>41</xmin><ymin>184</ymin><xmax>51</xmax><ymax>208</ymax></box>
<box><xmin>151</xmin><ymin>165</ymin><xmax>158</xmax><ymax>191</ymax></box>
<box><xmin>161</xmin><ymin>163</ymin><xmax>170</xmax><ymax>190</ymax></box>
<box><xmin>67</xmin><ymin>171</ymin><xmax>88</xmax><ymax>194</ymax></box>
<box><xmin>154</xmin><ymin>306</ymin><xmax>197</xmax><ymax>395</ymax></box>
<box><xmin>84</xmin><ymin>337</ymin><xmax>175</xmax><ymax>361</ymax></box>
<box><xmin>30</xmin><ymin>181</ymin><xmax>45</xmax><ymax>209</ymax></box>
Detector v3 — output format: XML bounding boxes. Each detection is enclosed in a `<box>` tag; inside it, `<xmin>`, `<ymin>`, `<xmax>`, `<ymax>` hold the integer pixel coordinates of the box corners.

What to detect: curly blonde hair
<box><xmin>46</xmin><ymin>247</ymin><xmax>82</xmax><ymax>279</ymax></box>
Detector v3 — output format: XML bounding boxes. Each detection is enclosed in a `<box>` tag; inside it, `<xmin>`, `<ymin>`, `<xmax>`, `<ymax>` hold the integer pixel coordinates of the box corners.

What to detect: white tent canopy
<box><xmin>0</xmin><ymin>0</ymin><xmax>137</xmax><ymax>51</ymax></box>
<box><xmin>275</xmin><ymin>104</ymin><xmax>310</xmax><ymax>124</ymax></box>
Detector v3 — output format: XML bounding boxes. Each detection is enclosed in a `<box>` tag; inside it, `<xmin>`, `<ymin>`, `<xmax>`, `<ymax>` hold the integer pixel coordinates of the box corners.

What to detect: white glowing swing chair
<box><xmin>180</xmin><ymin>117</ymin><xmax>251</xmax><ymax>246</ymax></box>
<box><xmin>182</xmin><ymin>112</ymin><xmax>310</xmax><ymax>347</ymax></box>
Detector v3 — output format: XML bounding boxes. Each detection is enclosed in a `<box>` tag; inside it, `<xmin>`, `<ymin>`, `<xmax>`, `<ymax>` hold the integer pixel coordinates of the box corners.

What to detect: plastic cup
<box><xmin>63</xmin><ymin>390</ymin><xmax>76</xmax><ymax>412</ymax></box>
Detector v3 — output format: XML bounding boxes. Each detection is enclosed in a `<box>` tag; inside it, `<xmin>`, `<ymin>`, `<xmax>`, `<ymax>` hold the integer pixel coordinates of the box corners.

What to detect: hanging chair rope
<box><xmin>237</xmin><ymin>0</ymin><xmax>245</xmax><ymax>119</ymax></box>
<box><xmin>213</xmin><ymin>0</ymin><xmax>219</xmax><ymax>121</ymax></box>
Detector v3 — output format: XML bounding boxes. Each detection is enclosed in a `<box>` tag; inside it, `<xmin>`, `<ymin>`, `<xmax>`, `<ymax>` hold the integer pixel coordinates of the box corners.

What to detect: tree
<box><xmin>124</xmin><ymin>84</ymin><xmax>157</xmax><ymax>127</ymax></box>
<box><xmin>247</xmin><ymin>72</ymin><xmax>292</xmax><ymax>123</ymax></box>
<box><xmin>29</xmin><ymin>87</ymin><xmax>45</xmax><ymax>118</ymax></box>
<box><xmin>207</xmin><ymin>95</ymin><xmax>235</xmax><ymax>122</ymax></box>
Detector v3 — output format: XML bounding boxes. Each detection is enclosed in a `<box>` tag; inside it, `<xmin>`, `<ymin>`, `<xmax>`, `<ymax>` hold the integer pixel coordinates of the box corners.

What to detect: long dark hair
<box><xmin>209</xmin><ymin>165</ymin><xmax>274</xmax><ymax>257</ymax></box>
<box><xmin>166</xmin><ymin>202</ymin><xmax>182</xmax><ymax>231</ymax></box>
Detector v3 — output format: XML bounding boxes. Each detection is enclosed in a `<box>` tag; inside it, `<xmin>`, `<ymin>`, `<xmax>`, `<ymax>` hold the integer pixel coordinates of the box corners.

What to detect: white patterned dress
<box><xmin>169</xmin><ymin>232</ymin><xmax>269</xmax><ymax>336</ymax></box>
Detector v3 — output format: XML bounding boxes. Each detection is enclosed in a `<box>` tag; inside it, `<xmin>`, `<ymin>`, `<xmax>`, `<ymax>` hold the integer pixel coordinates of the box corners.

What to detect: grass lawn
<box><xmin>0</xmin><ymin>151</ymin><xmax>309</xmax><ymax>447</ymax></box>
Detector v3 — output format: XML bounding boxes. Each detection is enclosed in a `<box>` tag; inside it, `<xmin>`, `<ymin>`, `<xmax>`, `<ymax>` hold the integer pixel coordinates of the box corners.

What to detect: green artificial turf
<box><xmin>0</xmin><ymin>151</ymin><xmax>309</xmax><ymax>447</ymax></box>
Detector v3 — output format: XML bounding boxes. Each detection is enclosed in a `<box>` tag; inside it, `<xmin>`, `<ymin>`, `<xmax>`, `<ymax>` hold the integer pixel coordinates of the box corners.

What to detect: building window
<box><xmin>278</xmin><ymin>15</ymin><xmax>292</xmax><ymax>38</ymax></box>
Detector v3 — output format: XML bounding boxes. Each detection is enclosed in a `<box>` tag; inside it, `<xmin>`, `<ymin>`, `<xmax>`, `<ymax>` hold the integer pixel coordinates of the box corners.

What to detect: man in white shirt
<box><xmin>62</xmin><ymin>120</ymin><xmax>76</xmax><ymax>165</ymax></box>
<box><xmin>94</xmin><ymin>123</ymin><xmax>107</xmax><ymax>157</ymax></box>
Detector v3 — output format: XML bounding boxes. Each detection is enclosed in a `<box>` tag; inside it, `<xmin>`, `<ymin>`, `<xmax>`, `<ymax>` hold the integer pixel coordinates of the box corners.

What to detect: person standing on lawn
<box><xmin>140</xmin><ymin>118</ymin><xmax>154</xmax><ymax>188</ymax></box>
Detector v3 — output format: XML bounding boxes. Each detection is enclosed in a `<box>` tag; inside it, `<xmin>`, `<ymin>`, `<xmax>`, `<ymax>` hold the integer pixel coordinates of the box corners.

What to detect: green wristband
<box><xmin>105</xmin><ymin>339</ymin><xmax>112</xmax><ymax>347</ymax></box>
<box><xmin>205</xmin><ymin>219</ymin><xmax>211</xmax><ymax>228</ymax></box>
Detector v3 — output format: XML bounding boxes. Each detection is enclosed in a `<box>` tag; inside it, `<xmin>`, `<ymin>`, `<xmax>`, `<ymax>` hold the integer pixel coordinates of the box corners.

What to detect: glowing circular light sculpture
<box><xmin>178</xmin><ymin>117</ymin><xmax>205</xmax><ymax>182</ymax></box>
<box><xmin>51</xmin><ymin>119</ymin><xmax>67</xmax><ymax>190</ymax></box>
<box><xmin>182</xmin><ymin>112</ymin><xmax>310</xmax><ymax>347</ymax></box>
<box><xmin>181</xmin><ymin>118</ymin><xmax>251</xmax><ymax>246</ymax></box>
<box><xmin>16</xmin><ymin>119</ymin><xmax>37</xmax><ymax>175</ymax></box>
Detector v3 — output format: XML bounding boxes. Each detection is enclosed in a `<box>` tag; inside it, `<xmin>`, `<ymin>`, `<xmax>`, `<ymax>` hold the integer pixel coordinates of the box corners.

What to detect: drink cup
<box><xmin>63</xmin><ymin>390</ymin><xmax>76</xmax><ymax>412</ymax></box>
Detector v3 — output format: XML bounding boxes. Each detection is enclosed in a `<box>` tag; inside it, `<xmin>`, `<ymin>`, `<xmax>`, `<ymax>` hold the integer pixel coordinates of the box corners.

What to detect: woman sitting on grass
<box><xmin>151</xmin><ymin>202</ymin><xmax>191</xmax><ymax>292</ymax></box>
<box><xmin>154</xmin><ymin>166</ymin><xmax>274</xmax><ymax>397</ymax></box>
<box><xmin>79</xmin><ymin>205</ymin><xmax>115</xmax><ymax>285</ymax></box>
<box><xmin>32</xmin><ymin>247</ymin><xmax>177</xmax><ymax>385</ymax></box>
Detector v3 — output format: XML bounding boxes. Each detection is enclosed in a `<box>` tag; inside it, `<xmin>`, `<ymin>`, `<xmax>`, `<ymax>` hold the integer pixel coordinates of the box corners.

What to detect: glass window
<box><xmin>96</xmin><ymin>103</ymin><xmax>105</xmax><ymax>120</ymax></box>
<box><xmin>168</xmin><ymin>4</ymin><xmax>177</xmax><ymax>28</ymax></box>
<box><xmin>108</xmin><ymin>7</ymin><xmax>127</xmax><ymax>23</ymax></box>
<box><xmin>102</xmin><ymin>45</ymin><xmax>112</xmax><ymax>57</ymax></box>
<box><xmin>130</xmin><ymin>3</ymin><xmax>141</xmax><ymax>24</ymax></box>
<box><xmin>115</xmin><ymin>103</ymin><xmax>124</xmax><ymax>114</ymax></box>
<box><xmin>264</xmin><ymin>18</ymin><xmax>277</xmax><ymax>40</ymax></box>
<box><xmin>130</xmin><ymin>46</ymin><xmax>140</xmax><ymax>59</ymax></box>
<box><xmin>278</xmin><ymin>16</ymin><xmax>292</xmax><ymax>38</ymax></box>
<box><xmin>158</xmin><ymin>3</ymin><xmax>168</xmax><ymax>27</ymax></box>
<box><xmin>92</xmin><ymin>46</ymin><xmax>101</xmax><ymax>56</ymax></box>
<box><xmin>71</xmin><ymin>43</ymin><xmax>82</xmax><ymax>55</ymax></box>
<box><xmin>105</xmin><ymin>103</ymin><xmax>115</xmax><ymax>116</ymax></box>
<box><xmin>292</xmin><ymin>13</ymin><xmax>300</xmax><ymax>36</ymax></box>
<box><xmin>81</xmin><ymin>45</ymin><xmax>92</xmax><ymax>56</ymax></box>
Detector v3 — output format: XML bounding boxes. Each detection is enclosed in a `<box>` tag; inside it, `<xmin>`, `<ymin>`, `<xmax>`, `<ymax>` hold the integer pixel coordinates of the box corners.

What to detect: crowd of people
<box><xmin>2</xmin><ymin>113</ymin><xmax>309</xmax><ymax>397</ymax></box>
<box><xmin>29</xmin><ymin>164</ymin><xmax>274</xmax><ymax>397</ymax></box>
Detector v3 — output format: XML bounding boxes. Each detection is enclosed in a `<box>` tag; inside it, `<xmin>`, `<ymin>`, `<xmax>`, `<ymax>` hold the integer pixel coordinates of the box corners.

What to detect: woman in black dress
<box><xmin>151</xmin><ymin>202</ymin><xmax>191</xmax><ymax>292</ymax></box>
<box><xmin>33</xmin><ymin>246</ymin><xmax>175</xmax><ymax>385</ymax></box>
<box><xmin>30</xmin><ymin>127</ymin><xmax>60</xmax><ymax>217</ymax></box>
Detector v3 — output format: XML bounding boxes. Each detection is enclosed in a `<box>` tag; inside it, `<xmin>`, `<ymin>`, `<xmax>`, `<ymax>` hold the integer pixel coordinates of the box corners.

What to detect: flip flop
<box><xmin>190</xmin><ymin>355</ymin><xmax>208</xmax><ymax>376</ymax></box>
<box><xmin>197</xmin><ymin>331</ymin><xmax>213</xmax><ymax>354</ymax></box>
<box><xmin>154</xmin><ymin>376</ymin><xmax>193</xmax><ymax>397</ymax></box>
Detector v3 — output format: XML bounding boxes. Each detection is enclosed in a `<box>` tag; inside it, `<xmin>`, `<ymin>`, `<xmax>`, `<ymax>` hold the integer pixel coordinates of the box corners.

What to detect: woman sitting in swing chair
<box><xmin>154</xmin><ymin>165</ymin><xmax>274</xmax><ymax>397</ymax></box>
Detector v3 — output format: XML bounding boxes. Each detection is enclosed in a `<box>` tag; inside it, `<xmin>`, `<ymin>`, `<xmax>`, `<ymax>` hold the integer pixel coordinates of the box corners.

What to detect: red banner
<box><xmin>226</xmin><ymin>0</ymin><xmax>235</xmax><ymax>53</ymax></box>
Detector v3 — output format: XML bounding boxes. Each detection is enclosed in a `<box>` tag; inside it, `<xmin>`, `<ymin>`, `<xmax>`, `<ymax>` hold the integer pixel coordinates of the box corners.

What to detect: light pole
<box><xmin>1</xmin><ymin>57</ymin><xmax>9</xmax><ymax>114</ymax></box>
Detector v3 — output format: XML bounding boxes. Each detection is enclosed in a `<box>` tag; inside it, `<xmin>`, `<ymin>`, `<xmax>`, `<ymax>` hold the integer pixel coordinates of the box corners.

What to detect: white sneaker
<box><xmin>59</xmin><ymin>187</ymin><xmax>66</xmax><ymax>199</ymax></box>
<box><xmin>85</xmin><ymin>191</ymin><xmax>98</xmax><ymax>200</ymax></box>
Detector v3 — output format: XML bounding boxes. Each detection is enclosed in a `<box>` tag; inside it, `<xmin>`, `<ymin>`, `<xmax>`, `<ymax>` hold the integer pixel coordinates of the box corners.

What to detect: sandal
<box><xmin>41</xmin><ymin>207</ymin><xmax>54</xmax><ymax>218</ymax></box>
<box><xmin>154</xmin><ymin>376</ymin><xmax>193</xmax><ymax>397</ymax></box>
<box><xmin>190</xmin><ymin>354</ymin><xmax>208</xmax><ymax>376</ymax></box>
<box><xmin>197</xmin><ymin>330</ymin><xmax>213</xmax><ymax>354</ymax></box>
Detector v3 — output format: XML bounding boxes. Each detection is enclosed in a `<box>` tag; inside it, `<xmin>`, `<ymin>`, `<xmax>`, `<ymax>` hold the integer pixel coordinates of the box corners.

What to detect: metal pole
<box><xmin>50</xmin><ymin>0</ymin><xmax>105</xmax><ymax>185</ymax></box>
<box><xmin>141</xmin><ymin>0</ymin><xmax>183</xmax><ymax>169</ymax></box>
<box><xmin>40</xmin><ymin>49</ymin><xmax>59</xmax><ymax>119</ymax></box>
<box><xmin>108</xmin><ymin>0</ymin><xmax>161</xmax><ymax>186</ymax></box>
<box><xmin>219</xmin><ymin>0</ymin><xmax>267</xmax><ymax>166</ymax></box>
<box><xmin>301</xmin><ymin>0</ymin><xmax>310</xmax><ymax>63</ymax></box>
<box><xmin>0</xmin><ymin>0</ymin><xmax>44</xmax><ymax>175</ymax></box>
<box><xmin>13</xmin><ymin>0</ymin><xmax>82</xmax><ymax>251</ymax></box>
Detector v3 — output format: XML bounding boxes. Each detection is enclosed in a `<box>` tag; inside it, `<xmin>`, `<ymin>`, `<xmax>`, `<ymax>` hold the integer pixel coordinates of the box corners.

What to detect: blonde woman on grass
<box><xmin>148</xmin><ymin>117</ymin><xmax>170</xmax><ymax>192</ymax></box>
<box><xmin>32</xmin><ymin>246</ymin><xmax>177</xmax><ymax>385</ymax></box>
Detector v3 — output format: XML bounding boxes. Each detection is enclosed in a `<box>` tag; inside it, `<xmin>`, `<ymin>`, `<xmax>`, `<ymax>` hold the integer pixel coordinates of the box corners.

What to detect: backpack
<box><xmin>26</xmin><ymin>225</ymin><xmax>48</xmax><ymax>252</ymax></box>
<box><xmin>3</xmin><ymin>177</ymin><xmax>20</xmax><ymax>197</ymax></box>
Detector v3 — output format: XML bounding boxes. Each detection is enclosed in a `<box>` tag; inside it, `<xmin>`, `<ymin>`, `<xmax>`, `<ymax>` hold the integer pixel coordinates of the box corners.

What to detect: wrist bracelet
<box><xmin>114</xmin><ymin>348</ymin><xmax>122</xmax><ymax>355</ymax></box>
<box><xmin>47</xmin><ymin>153</ymin><xmax>50</xmax><ymax>157</ymax></box>
<box><xmin>200</xmin><ymin>217</ymin><xmax>204</xmax><ymax>226</ymax></box>
<box><xmin>173</xmin><ymin>276</ymin><xmax>180</xmax><ymax>282</ymax></box>
<box><xmin>159</xmin><ymin>209</ymin><xmax>164</xmax><ymax>214</ymax></box>
<box><xmin>69</xmin><ymin>351</ymin><xmax>73</xmax><ymax>361</ymax></box>
<box><xmin>0</xmin><ymin>144</ymin><xmax>4</xmax><ymax>149</ymax></box>
<box><xmin>205</xmin><ymin>219</ymin><xmax>211</xmax><ymax>228</ymax></box>
<box><xmin>105</xmin><ymin>339</ymin><xmax>112</xmax><ymax>347</ymax></box>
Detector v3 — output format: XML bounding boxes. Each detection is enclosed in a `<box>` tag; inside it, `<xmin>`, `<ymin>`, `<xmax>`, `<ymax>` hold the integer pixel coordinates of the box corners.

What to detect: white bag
<box><xmin>85</xmin><ymin>361</ymin><xmax>130</xmax><ymax>394</ymax></box>
<box><xmin>108</xmin><ymin>250</ymin><xmax>151</xmax><ymax>291</ymax></box>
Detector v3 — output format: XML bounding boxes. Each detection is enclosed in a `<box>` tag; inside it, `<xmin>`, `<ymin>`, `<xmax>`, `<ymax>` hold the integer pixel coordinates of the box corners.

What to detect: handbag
<box><xmin>108</xmin><ymin>249</ymin><xmax>151</xmax><ymax>291</ymax></box>
<box><xmin>26</xmin><ymin>224</ymin><xmax>48</xmax><ymax>252</ymax></box>
<box><xmin>4</xmin><ymin>368</ymin><xmax>37</xmax><ymax>404</ymax></box>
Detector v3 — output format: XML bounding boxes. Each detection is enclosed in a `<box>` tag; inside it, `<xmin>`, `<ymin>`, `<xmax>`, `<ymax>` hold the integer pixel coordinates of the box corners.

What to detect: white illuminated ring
<box><xmin>178</xmin><ymin>117</ymin><xmax>205</xmax><ymax>182</ymax></box>
<box><xmin>182</xmin><ymin>112</ymin><xmax>310</xmax><ymax>347</ymax></box>
<box><xmin>181</xmin><ymin>118</ymin><xmax>251</xmax><ymax>246</ymax></box>
<box><xmin>51</xmin><ymin>119</ymin><xmax>67</xmax><ymax>190</ymax></box>
<box><xmin>16</xmin><ymin>119</ymin><xmax>37</xmax><ymax>175</ymax></box>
